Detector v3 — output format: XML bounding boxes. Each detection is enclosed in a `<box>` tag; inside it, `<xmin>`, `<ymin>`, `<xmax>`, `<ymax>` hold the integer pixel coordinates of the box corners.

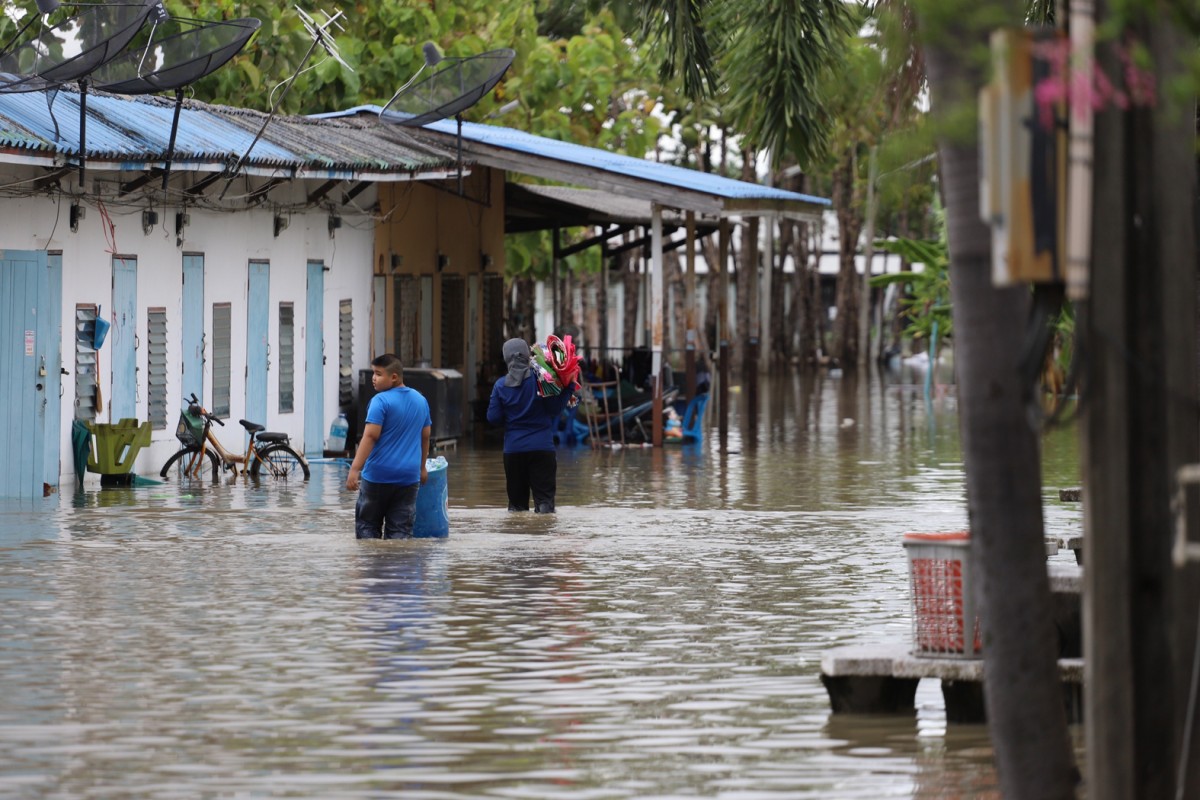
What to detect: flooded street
<box><xmin>0</xmin><ymin>373</ymin><xmax>1084</xmax><ymax>798</ymax></box>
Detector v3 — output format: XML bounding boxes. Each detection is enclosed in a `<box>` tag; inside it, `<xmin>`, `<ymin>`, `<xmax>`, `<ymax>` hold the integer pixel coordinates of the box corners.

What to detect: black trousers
<box><xmin>503</xmin><ymin>450</ymin><xmax>557</xmax><ymax>513</ymax></box>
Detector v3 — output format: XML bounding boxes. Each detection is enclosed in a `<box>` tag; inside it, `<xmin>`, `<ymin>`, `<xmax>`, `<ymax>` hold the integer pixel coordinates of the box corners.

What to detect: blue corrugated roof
<box><xmin>0</xmin><ymin>90</ymin><xmax>458</xmax><ymax>175</ymax></box>
<box><xmin>314</xmin><ymin>105</ymin><xmax>831</xmax><ymax>208</ymax></box>
<box><xmin>0</xmin><ymin>90</ymin><xmax>293</xmax><ymax>162</ymax></box>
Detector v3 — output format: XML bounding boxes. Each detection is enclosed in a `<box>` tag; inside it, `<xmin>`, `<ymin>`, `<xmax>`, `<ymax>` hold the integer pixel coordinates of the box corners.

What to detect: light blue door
<box><xmin>43</xmin><ymin>253</ymin><xmax>62</xmax><ymax>491</ymax></box>
<box><xmin>303</xmin><ymin>260</ymin><xmax>325</xmax><ymax>457</ymax></box>
<box><xmin>182</xmin><ymin>254</ymin><xmax>205</xmax><ymax>403</ymax></box>
<box><xmin>245</xmin><ymin>260</ymin><xmax>270</xmax><ymax>426</ymax></box>
<box><xmin>0</xmin><ymin>250</ymin><xmax>52</xmax><ymax>499</ymax></box>
<box><xmin>110</xmin><ymin>257</ymin><xmax>137</xmax><ymax>422</ymax></box>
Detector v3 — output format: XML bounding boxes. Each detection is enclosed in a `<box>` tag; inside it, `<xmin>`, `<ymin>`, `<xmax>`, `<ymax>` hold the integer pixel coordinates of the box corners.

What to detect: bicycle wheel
<box><xmin>160</xmin><ymin>446</ymin><xmax>220</xmax><ymax>481</ymax></box>
<box><xmin>250</xmin><ymin>444</ymin><xmax>310</xmax><ymax>480</ymax></box>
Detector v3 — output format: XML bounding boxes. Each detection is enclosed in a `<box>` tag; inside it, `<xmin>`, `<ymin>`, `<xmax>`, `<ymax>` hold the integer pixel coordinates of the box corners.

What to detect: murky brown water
<box><xmin>0</xmin><ymin>372</ymin><xmax>1084</xmax><ymax>798</ymax></box>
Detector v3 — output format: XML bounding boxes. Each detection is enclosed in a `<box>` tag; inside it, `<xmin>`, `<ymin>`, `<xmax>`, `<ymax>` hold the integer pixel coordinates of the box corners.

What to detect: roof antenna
<box><xmin>219</xmin><ymin>5</ymin><xmax>352</xmax><ymax>200</ymax></box>
<box><xmin>379</xmin><ymin>41</ymin><xmax>441</xmax><ymax>115</ymax></box>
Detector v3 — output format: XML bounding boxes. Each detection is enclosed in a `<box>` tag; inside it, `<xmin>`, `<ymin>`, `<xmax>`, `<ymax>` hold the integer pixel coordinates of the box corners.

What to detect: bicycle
<box><xmin>160</xmin><ymin>393</ymin><xmax>311</xmax><ymax>482</ymax></box>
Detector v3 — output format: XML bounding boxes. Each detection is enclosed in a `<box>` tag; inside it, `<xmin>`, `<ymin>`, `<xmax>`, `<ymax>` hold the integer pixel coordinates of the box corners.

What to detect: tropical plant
<box><xmin>868</xmin><ymin>231</ymin><xmax>951</xmax><ymax>350</ymax></box>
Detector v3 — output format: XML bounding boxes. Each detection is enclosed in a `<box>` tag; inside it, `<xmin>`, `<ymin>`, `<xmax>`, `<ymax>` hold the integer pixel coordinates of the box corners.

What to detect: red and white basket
<box><xmin>902</xmin><ymin>531</ymin><xmax>982</xmax><ymax>658</ymax></box>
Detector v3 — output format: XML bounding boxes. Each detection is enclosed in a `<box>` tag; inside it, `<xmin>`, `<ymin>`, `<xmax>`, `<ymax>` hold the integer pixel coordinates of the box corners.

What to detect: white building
<box><xmin>0</xmin><ymin>89</ymin><xmax>460</xmax><ymax>498</ymax></box>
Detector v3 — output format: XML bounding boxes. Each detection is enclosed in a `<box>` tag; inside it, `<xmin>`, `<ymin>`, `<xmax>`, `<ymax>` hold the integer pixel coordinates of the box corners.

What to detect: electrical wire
<box><xmin>46</xmin><ymin>190</ymin><xmax>61</xmax><ymax>244</ymax></box>
<box><xmin>96</xmin><ymin>199</ymin><xmax>117</xmax><ymax>254</ymax></box>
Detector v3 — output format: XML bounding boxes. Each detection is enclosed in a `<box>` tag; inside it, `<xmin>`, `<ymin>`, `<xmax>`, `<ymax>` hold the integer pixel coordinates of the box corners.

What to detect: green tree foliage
<box><xmin>869</xmin><ymin>233</ymin><xmax>951</xmax><ymax>349</ymax></box>
<box><xmin>636</xmin><ymin>0</ymin><xmax>855</xmax><ymax>169</ymax></box>
<box><xmin>160</xmin><ymin>0</ymin><xmax>541</xmax><ymax>117</ymax></box>
<box><xmin>142</xmin><ymin>2</ymin><xmax>662</xmax><ymax>281</ymax></box>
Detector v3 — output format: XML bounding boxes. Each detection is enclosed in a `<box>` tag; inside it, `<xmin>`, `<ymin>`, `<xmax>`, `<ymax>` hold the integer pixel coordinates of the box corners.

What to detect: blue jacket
<box><xmin>487</xmin><ymin>373</ymin><xmax>572</xmax><ymax>453</ymax></box>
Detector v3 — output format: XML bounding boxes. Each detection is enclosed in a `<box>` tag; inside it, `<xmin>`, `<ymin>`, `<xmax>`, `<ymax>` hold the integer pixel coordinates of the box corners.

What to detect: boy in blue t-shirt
<box><xmin>346</xmin><ymin>354</ymin><xmax>432</xmax><ymax>539</ymax></box>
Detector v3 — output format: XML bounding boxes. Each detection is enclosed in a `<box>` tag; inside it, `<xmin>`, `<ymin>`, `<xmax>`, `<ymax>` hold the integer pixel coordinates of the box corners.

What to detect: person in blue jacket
<box><xmin>346</xmin><ymin>353</ymin><xmax>431</xmax><ymax>539</ymax></box>
<box><xmin>487</xmin><ymin>338</ymin><xmax>574</xmax><ymax>513</ymax></box>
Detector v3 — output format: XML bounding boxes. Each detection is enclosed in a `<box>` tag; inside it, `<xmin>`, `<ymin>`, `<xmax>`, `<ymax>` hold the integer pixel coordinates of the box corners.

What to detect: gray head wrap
<box><xmin>502</xmin><ymin>338</ymin><xmax>532</xmax><ymax>387</ymax></box>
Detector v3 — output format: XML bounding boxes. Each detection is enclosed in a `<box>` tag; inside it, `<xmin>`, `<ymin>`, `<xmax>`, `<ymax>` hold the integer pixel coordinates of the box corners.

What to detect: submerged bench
<box><xmin>821</xmin><ymin>643</ymin><xmax>1084</xmax><ymax>724</ymax></box>
<box><xmin>821</xmin><ymin>563</ymin><xmax>1085</xmax><ymax>724</ymax></box>
<box><xmin>1051</xmin><ymin>533</ymin><xmax>1084</xmax><ymax>564</ymax></box>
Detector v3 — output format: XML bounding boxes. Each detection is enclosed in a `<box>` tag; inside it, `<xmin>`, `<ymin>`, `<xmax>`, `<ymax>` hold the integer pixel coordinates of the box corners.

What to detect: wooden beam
<box><xmin>30</xmin><ymin>167</ymin><xmax>70</xmax><ymax>192</ymax></box>
<box><xmin>185</xmin><ymin>171</ymin><xmax>224</xmax><ymax>197</ymax></box>
<box><xmin>558</xmin><ymin>224</ymin><xmax>635</xmax><ymax>258</ymax></box>
<box><xmin>342</xmin><ymin>181</ymin><xmax>370</xmax><ymax>203</ymax></box>
<box><xmin>306</xmin><ymin>179</ymin><xmax>341</xmax><ymax>204</ymax></box>
<box><xmin>120</xmin><ymin>170</ymin><xmax>164</xmax><ymax>196</ymax></box>
<box><xmin>247</xmin><ymin>177</ymin><xmax>289</xmax><ymax>204</ymax></box>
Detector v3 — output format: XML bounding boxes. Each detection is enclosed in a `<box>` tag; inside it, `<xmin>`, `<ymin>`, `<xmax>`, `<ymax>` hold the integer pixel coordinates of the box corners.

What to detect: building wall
<box><xmin>0</xmin><ymin>173</ymin><xmax>377</xmax><ymax>485</ymax></box>
<box><xmin>374</xmin><ymin>168</ymin><xmax>507</xmax><ymax>426</ymax></box>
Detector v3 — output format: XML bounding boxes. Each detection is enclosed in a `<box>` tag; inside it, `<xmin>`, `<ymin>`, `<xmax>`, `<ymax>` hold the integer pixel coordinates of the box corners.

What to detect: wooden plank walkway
<box><xmin>820</xmin><ymin>563</ymin><xmax>1084</xmax><ymax>724</ymax></box>
<box><xmin>821</xmin><ymin>643</ymin><xmax>1084</xmax><ymax>724</ymax></box>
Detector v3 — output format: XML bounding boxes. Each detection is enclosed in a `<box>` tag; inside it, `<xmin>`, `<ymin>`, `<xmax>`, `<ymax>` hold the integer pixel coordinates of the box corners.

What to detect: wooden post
<box><xmin>600</xmin><ymin>252</ymin><xmax>609</xmax><ymax>367</ymax></box>
<box><xmin>760</xmin><ymin>210</ymin><xmax>773</xmax><ymax>373</ymax></box>
<box><xmin>745</xmin><ymin>217</ymin><xmax>760</xmax><ymax>439</ymax></box>
<box><xmin>650</xmin><ymin>205</ymin><xmax>664</xmax><ymax>447</ymax></box>
<box><xmin>1085</xmin><ymin>14</ymin><xmax>1199</xmax><ymax>797</ymax></box>
<box><xmin>860</xmin><ymin>146</ymin><xmax>879</xmax><ymax>369</ymax></box>
<box><xmin>718</xmin><ymin>219</ymin><xmax>730</xmax><ymax>446</ymax></box>
<box><xmin>685</xmin><ymin>211</ymin><xmax>697</xmax><ymax>400</ymax></box>
<box><xmin>551</xmin><ymin>227</ymin><xmax>561</xmax><ymax>334</ymax></box>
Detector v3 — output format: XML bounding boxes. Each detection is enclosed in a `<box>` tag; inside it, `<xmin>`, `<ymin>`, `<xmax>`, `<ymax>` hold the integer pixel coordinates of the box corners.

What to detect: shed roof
<box><xmin>505</xmin><ymin>183</ymin><xmax>688</xmax><ymax>233</ymax></box>
<box><xmin>0</xmin><ymin>89</ymin><xmax>460</xmax><ymax>181</ymax></box>
<box><xmin>316</xmin><ymin>106</ymin><xmax>830</xmax><ymax>221</ymax></box>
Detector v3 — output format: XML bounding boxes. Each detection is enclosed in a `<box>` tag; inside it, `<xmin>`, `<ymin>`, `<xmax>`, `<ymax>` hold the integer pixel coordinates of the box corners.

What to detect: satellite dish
<box><xmin>91</xmin><ymin>15</ymin><xmax>261</xmax><ymax>188</ymax></box>
<box><xmin>380</xmin><ymin>47</ymin><xmax>515</xmax><ymax>127</ymax></box>
<box><xmin>0</xmin><ymin>0</ymin><xmax>157</xmax><ymax>93</ymax></box>
<box><xmin>379</xmin><ymin>46</ymin><xmax>514</xmax><ymax>195</ymax></box>
<box><xmin>0</xmin><ymin>0</ymin><xmax>158</xmax><ymax>183</ymax></box>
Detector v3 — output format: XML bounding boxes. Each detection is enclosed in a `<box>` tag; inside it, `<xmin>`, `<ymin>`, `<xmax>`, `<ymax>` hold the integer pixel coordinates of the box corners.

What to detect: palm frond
<box><xmin>637</xmin><ymin>0</ymin><xmax>721</xmax><ymax>99</ymax></box>
<box><xmin>716</xmin><ymin>0</ymin><xmax>855</xmax><ymax>166</ymax></box>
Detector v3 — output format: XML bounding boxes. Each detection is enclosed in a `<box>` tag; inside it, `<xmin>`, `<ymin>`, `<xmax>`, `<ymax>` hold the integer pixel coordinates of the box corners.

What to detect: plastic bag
<box><xmin>413</xmin><ymin>456</ymin><xmax>450</xmax><ymax>538</ymax></box>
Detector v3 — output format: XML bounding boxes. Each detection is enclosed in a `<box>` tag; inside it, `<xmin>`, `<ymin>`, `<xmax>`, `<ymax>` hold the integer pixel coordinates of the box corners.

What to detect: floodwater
<box><xmin>0</xmin><ymin>372</ymin><xmax>1085</xmax><ymax>799</ymax></box>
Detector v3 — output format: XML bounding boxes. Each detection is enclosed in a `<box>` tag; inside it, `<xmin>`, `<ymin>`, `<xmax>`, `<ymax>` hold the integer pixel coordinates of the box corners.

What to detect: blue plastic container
<box><xmin>413</xmin><ymin>457</ymin><xmax>450</xmax><ymax>538</ymax></box>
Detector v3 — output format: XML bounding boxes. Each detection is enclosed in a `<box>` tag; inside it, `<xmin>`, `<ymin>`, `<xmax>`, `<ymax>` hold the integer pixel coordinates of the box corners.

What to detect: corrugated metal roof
<box><xmin>315</xmin><ymin>105</ymin><xmax>831</xmax><ymax>215</ymax></box>
<box><xmin>510</xmin><ymin>184</ymin><xmax>687</xmax><ymax>226</ymax></box>
<box><xmin>0</xmin><ymin>89</ymin><xmax>460</xmax><ymax>177</ymax></box>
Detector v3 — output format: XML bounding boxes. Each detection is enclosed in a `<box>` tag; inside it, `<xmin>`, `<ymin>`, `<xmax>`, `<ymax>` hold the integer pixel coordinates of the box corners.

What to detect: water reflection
<box><xmin>0</xmin><ymin>373</ymin><xmax>1083</xmax><ymax>798</ymax></box>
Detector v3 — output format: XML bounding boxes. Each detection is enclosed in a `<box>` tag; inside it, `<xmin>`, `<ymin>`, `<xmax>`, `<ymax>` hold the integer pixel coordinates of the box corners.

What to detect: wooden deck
<box><xmin>820</xmin><ymin>563</ymin><xmax>1084</xmax><ymax>724</ymax></box>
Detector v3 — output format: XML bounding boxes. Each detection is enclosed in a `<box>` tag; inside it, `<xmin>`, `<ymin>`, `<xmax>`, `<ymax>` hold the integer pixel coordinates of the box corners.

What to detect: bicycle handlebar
<box><xmin>186</xmin><ymin>393</ymin><xmax>225</xmax><ymax>426</ymax></box>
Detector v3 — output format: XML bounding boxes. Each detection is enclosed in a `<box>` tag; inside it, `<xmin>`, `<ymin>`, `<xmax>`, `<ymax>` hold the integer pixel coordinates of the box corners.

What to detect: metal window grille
<box><xmin>212</xmin><ymin>302</ymin><xmax>232</xmax><ymax>417</ymax></box>
<box><xmin>393</xmin><ymin>274</ymin><xmax>417</xmax><ymax>365</ymax></box>
<box><xmin>278</xmin><ymin>302</ymin><xmax>294</xmax><ymax>413</ymax></box>
<box><xmin>74</xmin><ymin>304</ymin><xmax>97</xmax><ymax>421</ymax></box>
<box><xmin>482</xmin><ymin>274</ymin><xmax>505</xmax><ymax>376</ymax></box>
<box><xmin>419</xmin><ymin>276</ymin><xmax>433</xmax><ymax>363</ymax></box>
<box><xmin>147</xmin><ymin>307</ymin><xmax>168</xmax><ymax>429</ymax></box>
<box><xmin>440</xmin><ymin>274</ymin><xmax>465</xmax><ymax>368</ymax></box>
<box><xmin>338</xmin><ymin>299</ymin><xmax>353</xmax><ymax>408</ymax></box>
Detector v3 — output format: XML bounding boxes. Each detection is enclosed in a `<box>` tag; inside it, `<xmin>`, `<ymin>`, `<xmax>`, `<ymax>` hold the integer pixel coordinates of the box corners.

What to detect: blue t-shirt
<box><xmin>486</xmin><ymin>373</ymin><xmax>572</xmax><ymax>453</ymax></box>
<box><xmin>362</xmin><ymin>386</ymin><xmax>432</xmax><ymax>485</ymax></box>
